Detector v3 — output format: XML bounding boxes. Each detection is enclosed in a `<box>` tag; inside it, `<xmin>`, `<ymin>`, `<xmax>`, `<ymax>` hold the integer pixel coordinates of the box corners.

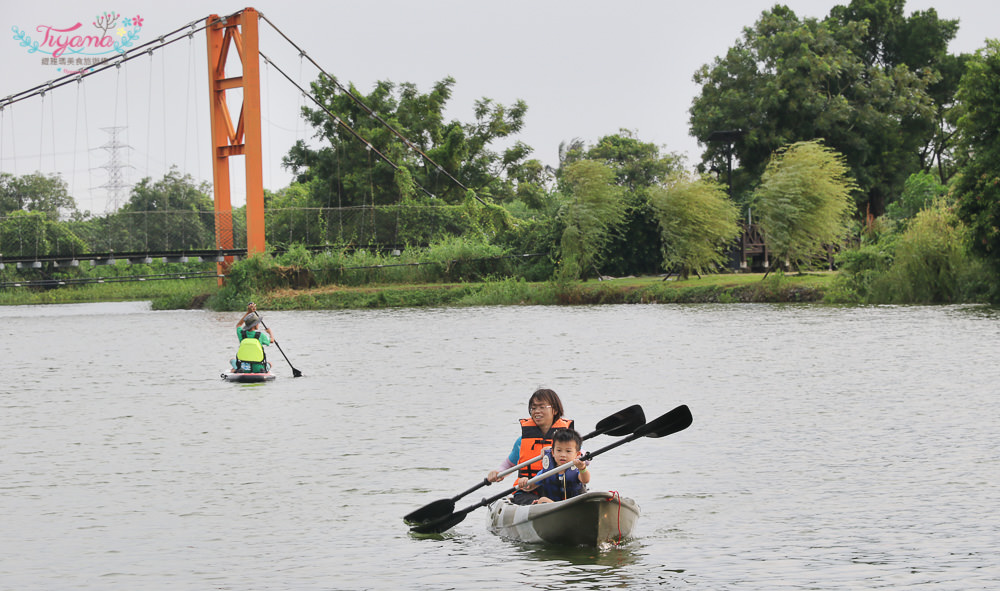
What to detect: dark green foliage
<box><xmin>872</xmin><ymin>204</ymin><xmax>982</xmax><ymax>303</ymax></box>
<box><xmin>833</xmin><ymin>223</ymin><xmax>898</xmax><ymax>301</ymax></box>
<box><xmin>690</xmin><ymin>1</ymin><xmax>959</xmax><ymax>216</ymax></box>
<box><xmin>492</xmin><ymin>215</ymin><xmax>559</xmax><ymax>282</ymax></box>
<box><xmin>835</xmin><ymin>204</ymin><xmax>992</xmax><ymax>303</ymax></box>
<box><xmin>115</xmin><ymin>168</ymin><xmax>216</xmax><ymax>252</ymax></box>
<box><xmin>886</xmin><ymin>171</ymin><xmax>947</xmax><ymax>223</ymax></box>
<box><xmin>0</xmin><ymin>171</ymin><xmax>78</xmax><ymax>219</ymax></box>
<box><xmin>555</xmin><ymin>131</ymin><xmax>684</xmax><ymax>277</ymax></box>
<box><xmin>0</xmin><ymin>210</ymin><xmax>88</xmax><ymax>259</ymax></box>
<box><xmin>953</xmin><ymin>40</ymin><xmax>1000</xmax><ymax>284</ymax></box>
<box><xmin>283</xmin><ymin>76</ymin><xmax>541</xmax><ymax>207</ymax></box>
<box><xmin>214</xmin><ymin>236</ymin><xmax>522</xmax><ymax>304</ymax></box>
<box><xmin>598</xmin><ymin>196</ymin><xmax>664</xmax><ymax>276</ymax></box>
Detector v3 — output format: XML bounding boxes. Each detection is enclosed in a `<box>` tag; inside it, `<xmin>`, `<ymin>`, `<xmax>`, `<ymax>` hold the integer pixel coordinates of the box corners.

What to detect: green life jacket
<box><xmin>236</xmin><ymin>329</ymin><xmax>268</xmax><ymax>372</ymax></box>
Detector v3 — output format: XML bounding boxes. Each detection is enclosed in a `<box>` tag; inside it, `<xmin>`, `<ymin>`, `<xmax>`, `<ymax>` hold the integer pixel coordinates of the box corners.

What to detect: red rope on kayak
<box><xmin>606</xmin><ymin>490</ymin><xmax>623</xmax><ymax>543</ymax></box>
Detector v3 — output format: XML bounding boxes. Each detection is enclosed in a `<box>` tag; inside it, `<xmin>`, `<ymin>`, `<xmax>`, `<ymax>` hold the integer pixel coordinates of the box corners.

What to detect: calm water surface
<box><xmin>1</xmin><ymin>302</ymin><xmax>998</xmax><ymax>590</ymax></box>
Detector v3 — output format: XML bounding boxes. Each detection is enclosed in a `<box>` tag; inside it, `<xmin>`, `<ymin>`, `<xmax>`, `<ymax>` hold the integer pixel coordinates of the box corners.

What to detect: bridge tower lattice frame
<box><xmin>206</xmin><ymin>8</ymin><xmax>265</xmax><ymax>282</ymax></box>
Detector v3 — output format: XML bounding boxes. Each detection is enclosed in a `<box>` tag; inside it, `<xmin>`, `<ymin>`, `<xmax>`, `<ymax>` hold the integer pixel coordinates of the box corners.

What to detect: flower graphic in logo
<box><xmin>134</xmin><ymin>15</ymin><xmax>144</xmax><ymax>27</ymax></box>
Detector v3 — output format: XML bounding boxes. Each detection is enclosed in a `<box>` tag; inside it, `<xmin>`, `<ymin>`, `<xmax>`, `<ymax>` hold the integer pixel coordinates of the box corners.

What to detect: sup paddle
<box><xmin>258</xmin><ymin>316</ymin><xmax>303</xmax><ymax>378</ymax></box>
<box><xmin>409</xmin><ymin>404</ymin><xmax>693</xmax><ymax>535</ymax></box>
<box><xmin>403</xmin><ymin>404</ymin><xmax>646</xmax><ymax>525</ymax></box>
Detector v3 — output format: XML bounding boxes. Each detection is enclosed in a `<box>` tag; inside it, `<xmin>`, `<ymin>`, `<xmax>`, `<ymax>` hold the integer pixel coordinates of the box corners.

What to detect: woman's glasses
<box><xmin>529</xmin><ymin>404</ymin><xmax>552</xmax><ymax>412</ymax></box>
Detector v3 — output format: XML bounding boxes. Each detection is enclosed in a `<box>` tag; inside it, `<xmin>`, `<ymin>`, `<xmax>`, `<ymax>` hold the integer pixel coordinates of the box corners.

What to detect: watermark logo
<box><xmin>11</xmin><ymin>11</ymin><xmax>144</xmax><ymax>73</ymax></box>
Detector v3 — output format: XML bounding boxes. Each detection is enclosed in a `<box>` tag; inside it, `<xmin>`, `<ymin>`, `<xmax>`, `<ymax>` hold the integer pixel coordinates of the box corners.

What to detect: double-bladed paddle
<box><xmin>403</xmin><ymin>404</ymin><xmax>646</xmax><ymax>525</ymax></box>
<box><xmin>409</xmin><ymin>404</ymin><xmax>693</xmax><ymax>535</ymax></box>
<box><xmin>258</xmin><ymin>316</ymin><xmax>303</xmax><ymax>378</ymax></box>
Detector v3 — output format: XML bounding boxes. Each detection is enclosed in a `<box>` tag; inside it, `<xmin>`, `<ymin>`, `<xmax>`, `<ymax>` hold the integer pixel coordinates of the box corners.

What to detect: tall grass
<box><xmin>870</xmin><ymin>206</ymin><xmax>991</xmax><ymax>303</ymax></box>
<box><xmin>834</xmin><ymin>204</ymin><xmax>993</xmax><ymax>304</ymax></box>
<box><xmin>0</xmin><ymin>277</ymin><xmax>219</xmax><ymax>308</ymax></box>
<box><xmin>213</xmin><ymin>236</ymin><xmax>521</xmax><ymax>309</ymax></box>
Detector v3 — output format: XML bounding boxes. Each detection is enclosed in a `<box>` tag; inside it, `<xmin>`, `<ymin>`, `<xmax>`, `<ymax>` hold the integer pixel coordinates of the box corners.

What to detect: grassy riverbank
<box><xmin>253</xmin><ymin>272</ymin><xmax>834</xmax><ymax>310</ymax></box>
<box><xmin>0</xmin><ymin>272</ymin><xmax>838</xmax><ymax>309</ymax></box>
<box><xmin>0</xmin><ymin>278</ymin><xmax>221</xmax><ymax>309</ymax></box>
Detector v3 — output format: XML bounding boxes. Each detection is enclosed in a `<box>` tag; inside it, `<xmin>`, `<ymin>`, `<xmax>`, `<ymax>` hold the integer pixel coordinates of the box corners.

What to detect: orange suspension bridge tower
<box><xmin>205</xmin><ymin>8</ymin><xmax>265</xmax><ymax>281</ymax></box>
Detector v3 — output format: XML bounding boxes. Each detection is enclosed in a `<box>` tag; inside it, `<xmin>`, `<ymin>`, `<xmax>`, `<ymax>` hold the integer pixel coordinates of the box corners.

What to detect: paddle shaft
<box><xmin>480</xmin><ymin>423</ymin><xmax>656</xmax><ymax>507</ymax></box>
<box><xmin>258</xmin><ymin>316</ymin><xmax>302</xmax><ymax>377</ymax></box>
<box><xmin>493</xmin><ymin>424</ymin><xmax>607</xmax><ymax>481</ymax></box>
<box><xmin>403</xmin><ymin>450</ymin><xmax>555</xmax><ymax>525</ymax></box>
<box><xmin>484</xmin><ymin>404</ymin><xmax>644</xmax><ymax>488</ymax></box>
<box><xmin>441</xmin><ymin>424</ymin><xmax>613</xmax><ymax>502</ymax></box>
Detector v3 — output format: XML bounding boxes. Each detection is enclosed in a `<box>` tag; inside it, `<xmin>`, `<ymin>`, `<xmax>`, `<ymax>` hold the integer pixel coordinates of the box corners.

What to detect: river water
<box><xmin>1</xmin><ymin>302</ymin><xmax>998</xmax><ymax>590</ymax></box>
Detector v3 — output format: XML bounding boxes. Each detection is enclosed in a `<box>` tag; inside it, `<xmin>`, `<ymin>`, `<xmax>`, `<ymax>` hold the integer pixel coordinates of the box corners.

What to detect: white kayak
<box><xmin>487</xmin><ymin>491</ymin><xmax>640</xmax><ymax>546</ymax></box>
<box><xmin>220</xmin><ymin>371</ymin><xmax>276</xmax><ymax>383</ymax></box>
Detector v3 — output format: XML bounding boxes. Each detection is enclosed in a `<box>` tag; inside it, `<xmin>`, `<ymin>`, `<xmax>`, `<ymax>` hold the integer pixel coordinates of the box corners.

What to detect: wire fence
<box><xmin>0</xmin><ymin>204</ymin><xmax>488</xmax><ymax>259</ymax></box>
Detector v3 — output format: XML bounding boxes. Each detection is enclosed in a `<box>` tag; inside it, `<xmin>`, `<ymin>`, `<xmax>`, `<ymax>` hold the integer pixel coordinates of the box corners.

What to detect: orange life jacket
<box><xmin>517</xmin><ymin>416</ymin><xmax>574</xmax><ymax>479</ymax></box>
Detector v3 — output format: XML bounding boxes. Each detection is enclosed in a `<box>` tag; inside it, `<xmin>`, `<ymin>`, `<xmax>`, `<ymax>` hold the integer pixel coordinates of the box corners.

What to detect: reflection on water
<box><xmin>515</xmin><ymin>539</ymin><xmax>643</xmax><ymax>566</ymax></box>
<box><xmin>1</xmin><ymin>302</ymin><xmax>999</xmax><ymax>590</ymax></box>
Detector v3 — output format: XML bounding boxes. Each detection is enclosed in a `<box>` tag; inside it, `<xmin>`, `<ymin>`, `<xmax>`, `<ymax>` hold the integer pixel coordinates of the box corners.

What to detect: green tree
<box><xmin>0</xmin><ymin>210</ymin><xmax>88</xmax><ymax>258</ymax></box>
<box><xmin>556</xmin><ymin>160</ymin><xmax>626</xmax><ymax>280</ymax></box>
<box><xmin>115</xmin><ymin>168</ymin><xmax>216</xmax><ymax>251</ymax></box>
<box><xmin>873</xmin><ymin>202</ymin><xmax>978</xmax><ymax>303</ymax></box>
<box><xmin>266</xmin><ymin>183</ymin><xmax>320</xmax><ymax>248</ymax></box>
<box><xmin>953</xmin><ymin>40</ymin><xmax>1000</xmax><ymax>281</ymax></box>
<box><xmin>555</xmin><ymin>131</ymin><xmax>684</xmax><ymax>275</ymax></box>
<box><xmin>829</xmin><ymin>0</ymin><xmax>965</xmax><ymax>181</ymax></box>
<box><xmin>885</xmin><ymin>170</ymin><xmax>947</xmax><ymax>223</ymax></box>
<box><xmin>284</xmin><ymin>76</ymin><xmax>543</xmax><ymax>211</ymax></box>
<box><xmin>0</xmin><ymin>172</ymin><xmax>77</xmax><ymax>219</ymax></box>
<box><xmin>689</xmin><ymin>2</ymin><xmax>951</xmax><ymax>216</ymax></box>
<box><xmin>648</xmin><ymin>172</ymin><xmax>741</xmax><ymax>279</ymax></box>
<box><xmin>752</xmin><ymin>140</ymin><xmax>857</xmax><ymax>270</ymax></box>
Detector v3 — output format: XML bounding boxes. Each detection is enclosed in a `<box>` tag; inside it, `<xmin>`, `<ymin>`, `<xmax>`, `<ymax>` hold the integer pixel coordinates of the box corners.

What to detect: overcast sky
<box><xmin>2</xmin><ymin>0</ymin><xmax>997</xmax><ymax>212</ymax></box>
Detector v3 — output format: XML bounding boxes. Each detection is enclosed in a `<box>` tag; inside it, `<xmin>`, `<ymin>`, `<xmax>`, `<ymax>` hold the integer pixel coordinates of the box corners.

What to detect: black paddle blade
<box><xmin>409</xmin><ymin>510</ymin><xmax>468</xmax><ymax>535</ymax></box>
<box><xmin>635</xmin><ymin>404</ymin><xmax>692</xmax><ymax>438</ymax></box>
<box><xmin>593</xmin><ymin>404</ymin><xmax>645</xmax><ymax>437</ymax></box>
<box><xmin>292</xmin><ymin>367</ymin><xmax>303</xmax><ymax>377</ymax></box>
<box><xmin>403</xmin><ymin>498</ymin><xmax>455</xmax><ymax>525</ymax></box>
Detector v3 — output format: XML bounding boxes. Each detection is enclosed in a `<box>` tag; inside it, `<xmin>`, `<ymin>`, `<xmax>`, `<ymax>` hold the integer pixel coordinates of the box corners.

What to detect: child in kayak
<box><xmin>487</xmin><ymin>388</ymin><xmax>575</xmax><ymax>505</ymax></box>
<box><xmin>516</xmin><ymin>428</ymin><xmax>591</xmax><ymax>504</ymax></box>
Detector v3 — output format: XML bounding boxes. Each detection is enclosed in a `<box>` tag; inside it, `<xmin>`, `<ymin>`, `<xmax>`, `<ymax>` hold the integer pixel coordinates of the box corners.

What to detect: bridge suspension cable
<box><xmin>1</xmin><ymin>8</ymin><xmax>480</xmax><ymax>207</ymax></box>
<box><xmin>0</xmin><ymin>13</ymin><xmax>230</xmax><ymax>110</ymax></box>
<box><xmin>259</xmin><ymin>49</ymin><xmax>463</xmax><ymax>205</ymax></box>
<box><xmin>257</xmin><ymin>13</ymin><xmax>480</xmax><ymax>204</ymax></box>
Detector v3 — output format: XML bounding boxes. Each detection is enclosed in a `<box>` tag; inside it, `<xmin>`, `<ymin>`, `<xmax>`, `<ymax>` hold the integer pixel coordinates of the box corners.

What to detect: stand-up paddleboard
<box><xmin>220</xmin><ymin>371</ymin><xmax>276</xmax><ymax>383</ymax></box>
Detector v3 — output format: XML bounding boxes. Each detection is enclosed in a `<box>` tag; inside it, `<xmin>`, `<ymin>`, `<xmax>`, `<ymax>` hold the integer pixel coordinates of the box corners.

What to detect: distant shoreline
<box><xmin>0</xmin><ymin>272</ymin><xmax>838</xmax><ymax>309</ymax></box>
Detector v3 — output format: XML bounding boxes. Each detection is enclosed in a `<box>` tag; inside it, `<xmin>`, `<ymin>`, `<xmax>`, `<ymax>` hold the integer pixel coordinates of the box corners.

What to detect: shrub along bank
<box><xmin>0</xmin><ymin>270</ymin><xmax>833</xmax><ymax>310</ymax></box>
<box><xmin>216</xmin><ymin>273</ymin><xmax>831</xmax><ymax>311</ymax></box>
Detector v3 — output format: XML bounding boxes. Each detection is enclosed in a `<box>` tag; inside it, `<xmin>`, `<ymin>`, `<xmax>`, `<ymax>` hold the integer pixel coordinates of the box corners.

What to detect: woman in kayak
<box><xmin>486</xmin><ymin>388</ymin><xmax>575</xmax><ymax>505</ymax></box>
<box><xmin>516</xmin><ymin>427</ymin><xmax>591</xmax><ymax>503</ymax></box>
<box><xmin>230</xmin><ymin>302</ymin><xmax>274</xmax><ymax>373</ymax></box>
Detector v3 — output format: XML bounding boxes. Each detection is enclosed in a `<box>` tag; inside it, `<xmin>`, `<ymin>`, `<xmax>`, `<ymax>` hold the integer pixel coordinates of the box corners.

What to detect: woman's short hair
<box><xmin>529</xmin><ymin>388</ymin><xmax>565</xmax><ymax>421</ymax></box>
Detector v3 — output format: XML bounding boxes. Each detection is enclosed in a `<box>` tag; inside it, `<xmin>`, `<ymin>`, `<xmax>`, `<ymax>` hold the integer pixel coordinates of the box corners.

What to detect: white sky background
<box><xmin>1</xmin><ymin>0</ymin><xmax>997</xmax><ymax>214</ymax></box>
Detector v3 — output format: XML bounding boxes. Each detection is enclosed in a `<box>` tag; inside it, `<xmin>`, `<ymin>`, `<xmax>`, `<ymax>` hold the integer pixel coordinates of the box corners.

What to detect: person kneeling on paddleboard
<box><xmin>515</xmin><ymin>428</ymin><xmax>591</xmax><ymax>504</ymax></box>
<box><xmin>230</xmin><ymin>303</ymin><xmax>274</xmax><ymax>373</ymax></box>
